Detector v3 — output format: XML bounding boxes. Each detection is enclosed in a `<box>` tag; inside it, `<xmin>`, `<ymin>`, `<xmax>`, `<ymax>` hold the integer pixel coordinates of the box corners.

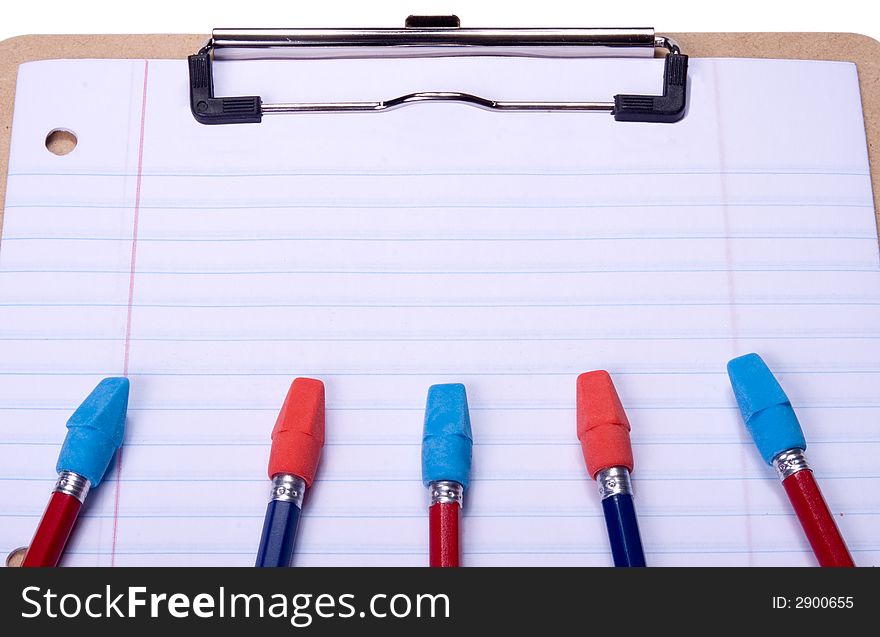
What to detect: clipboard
<box><xmin>1</xmin><ymin>27</ymin><xmax>879</xmax><ymax>231</ymax></box>
<box><xmin>0</xmin><ymin>20</ymin><xmax>879</xmax><ymax>567</ymax></box>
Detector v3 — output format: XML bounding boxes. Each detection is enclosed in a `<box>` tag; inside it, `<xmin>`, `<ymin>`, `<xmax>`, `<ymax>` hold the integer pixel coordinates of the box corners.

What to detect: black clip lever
<box><xmin>613</xmin><ymin>53</ymin><xmax>688</xmax><ymax>123</ymax></box>
<box><xmin>188</xmin><ymin>52</ymin><xmax>262</xmax><ymax>125</ymax></box>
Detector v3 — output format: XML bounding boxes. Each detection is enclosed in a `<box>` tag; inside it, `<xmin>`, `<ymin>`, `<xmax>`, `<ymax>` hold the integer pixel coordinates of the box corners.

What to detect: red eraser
<box><xmin>576</xmin><ymin>371</ymin><xmax>634</xmax><ymax>479</ymax></box>
<box><xmin>267</xmin><ymin>378</ymin><xmax>325</xmax><ymax>486</ymax></box>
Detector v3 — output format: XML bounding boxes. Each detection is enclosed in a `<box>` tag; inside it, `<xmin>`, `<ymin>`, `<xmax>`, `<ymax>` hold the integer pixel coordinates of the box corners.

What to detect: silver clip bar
<box><xmin>209</xmin><ymin>25</ymin><xmax>661</xmax><ymax>60</ymax></box>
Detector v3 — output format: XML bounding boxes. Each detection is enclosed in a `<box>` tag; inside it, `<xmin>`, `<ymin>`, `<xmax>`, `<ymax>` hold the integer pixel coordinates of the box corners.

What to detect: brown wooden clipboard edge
<box><xmin>1</xmin><ymin>32</ymin><xmax>879</xmax><ymax>234</ymax></box>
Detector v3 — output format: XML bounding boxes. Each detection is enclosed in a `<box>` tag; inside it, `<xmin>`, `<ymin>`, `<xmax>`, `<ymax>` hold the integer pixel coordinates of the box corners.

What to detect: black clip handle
<box><xmin>188</xmin><ymin>53</ymin><xmax>262</xmax><ymax>125</ymax></box>
<box><xmin>612</xmin><ymin>54</ymin><xmax>688</xmax><ymax>123</ymax></box>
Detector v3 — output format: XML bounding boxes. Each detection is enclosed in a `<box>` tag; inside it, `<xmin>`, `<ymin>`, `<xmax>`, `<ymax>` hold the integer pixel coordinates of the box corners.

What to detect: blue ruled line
<box><xmin>0</xmin><ymin>510</ymin><xmax>876</xmax><ymax>520</ymax></box>
<box><xmin>1</xmin><ymin>300</ymin><xmax>879</xmax><ymax>308</ymax></box>
<box><xmin>35</xmin><ymin>548</ymin><xmax>880</xmax><ymax>556</ymax></box>
<box><xmin>1</xmin><ymin>439</ymin><xmax>877</xmax><ymax>448</ymax></box>
<box><xmin>0</xmin><ymin>475</ymin><xmax>877</xmax><ymax>483</ymax></box>
<box><xmin>0</xmin><ymin>405</ymin><xmax>877</xmax><ymax>412</ymax></box>
<box><xmin>0</xmin><ymin>334</ymin><xmax>879</xmax><ymax>342</ymax></box>
<box><xmin>1</xmin><ymin>266</ymin><xmax>878</xmax><ymax>275</ymax></box>
<box><xmin>4</xmin><ymin>201</ymin><xmax>875</xmax><ymax>210</ymax></box>
<box><xmin>0</xmin><ymin>370</ymin><xmax>878</xmax><ymax>377</ymax></box>
<box><xmin>1</xmin><ymin>235</ymin><xmax>877</xmax><ymax>243</ymax></box>
<box><xmin>4</xmin><ymin>332</ymin><xmax>880</xmax><ymax>340</ymax></box>
<box><xmin>6</xmin><ymin>168</ymin><xmax>873</xmax><ymax>178</ymax></box>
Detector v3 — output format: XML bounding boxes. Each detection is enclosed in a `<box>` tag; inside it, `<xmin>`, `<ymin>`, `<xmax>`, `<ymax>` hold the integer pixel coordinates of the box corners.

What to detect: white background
<box><xmin>0</xmin><ymin>0</ymin><xmax>877</xmax><ymax>42</ymax></box>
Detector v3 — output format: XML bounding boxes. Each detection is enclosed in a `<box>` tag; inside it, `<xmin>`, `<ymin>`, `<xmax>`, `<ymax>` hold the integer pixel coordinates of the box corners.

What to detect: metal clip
<box><xmin>188</xmin><ymin>16</ymin><xmax>687</xmax><ymax>125</ymax></box>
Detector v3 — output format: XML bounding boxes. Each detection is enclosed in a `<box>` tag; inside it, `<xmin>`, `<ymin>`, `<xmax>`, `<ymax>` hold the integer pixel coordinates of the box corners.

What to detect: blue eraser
<box><xmin>726</xmin><ymin>353</ymin><xmax>806</xmax><ymax>465</ymax></box>
<box><xmin>421</xmin><ymin>383</ymin><xmax>473</xmax><ymax>489</ymax></box>
<box><xmin>56</xmin><ymin>377</ymin><xmax>130</xmax><ymax>487</ymax></box>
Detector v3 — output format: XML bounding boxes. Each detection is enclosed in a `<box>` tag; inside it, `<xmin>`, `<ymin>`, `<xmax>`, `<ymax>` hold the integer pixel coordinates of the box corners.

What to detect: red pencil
<box><xmin>23</xmin><ymin>481</ymin><xmax>87</xmax><ymax>567</ymax></box>
<box><xmin>23</xmin><ymin>378</ymin><xmax>129</xmax><ymax>567</ymax></box>
<box><xmin>778</xmin><ymin>452</ymin><xmax>854</xmax><ymax>567</ymax></box>
<box><xmin>422</xmin><ymin>384</ymin><xmax>472</xmax><ymax>568</ymax></box>
<box><xmin>429</xmin><ymin>485</ymin><xmax>462</xmax><ymax>567</ymax></box>
<box><xmin>728</xmin><ymin>354</ymin><xmax>853</xmax><ymax>567</ymax></box>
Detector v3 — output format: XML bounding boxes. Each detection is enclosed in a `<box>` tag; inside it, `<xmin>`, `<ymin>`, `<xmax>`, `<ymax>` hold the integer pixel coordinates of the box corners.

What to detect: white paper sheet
<box><xmin>1</xmin><ymin>55</ymin><xmax>878</xmax><ymax>566</ymax></box>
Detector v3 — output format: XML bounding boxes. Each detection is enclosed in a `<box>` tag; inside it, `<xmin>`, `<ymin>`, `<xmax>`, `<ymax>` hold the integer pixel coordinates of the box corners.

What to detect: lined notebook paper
<box><xmin>1</xmin><ymin>55</ymin><xmax>878</xmax><ymax>566</ymax></box>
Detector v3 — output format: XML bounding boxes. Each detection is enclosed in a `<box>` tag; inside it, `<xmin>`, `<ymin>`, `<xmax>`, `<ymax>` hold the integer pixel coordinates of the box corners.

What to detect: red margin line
<box><xmin>111</xmin><ymin>60</ymin><xmax>149</xmax><ymax>566</ymax></box>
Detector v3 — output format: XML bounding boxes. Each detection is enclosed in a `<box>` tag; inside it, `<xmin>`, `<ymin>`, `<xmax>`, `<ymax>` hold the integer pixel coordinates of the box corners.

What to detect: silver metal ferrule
<box><xmin>269</xmin><ymin>473</ymin><xmax>306</xmax><ymax>508</ymax></box>
<box><xmin>772</xmin><ymin>449</ymin><xmax>811</xmax><ymax>480</ymax></box>
<box><xmin>53</xmin><ymin>470</ymin><xmax>90</xmax><ymax>503</ymax></box>
<box><xmin>429</xmin><ymin>480</ymin><xmax>464</xmax><ymax>507</ymax></box>
<box><xmin>596</xmin><ymin>466</ymin><xmax>633</xmax><ymax>500</ymax></box>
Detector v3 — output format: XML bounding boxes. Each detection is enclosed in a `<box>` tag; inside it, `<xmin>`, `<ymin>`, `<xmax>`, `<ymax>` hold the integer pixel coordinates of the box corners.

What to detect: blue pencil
<box><xmin>255</xmin><ymin>378</ymin><xmax>325</xmax><ymax>568</ymax></box>
<box><xmin>577</xmin><ymin>371</ymin><xmax>646</xmax><ymax>567</ymax></box>
<box><xmin>256</xmin><ymin>486</ymin><xmax>303</xmax><ymax>567</ymax></box>
<box><xmin>600</xmin><ymin>484</ymin><xmax>646</xmax><ymax>567</ymax></box>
